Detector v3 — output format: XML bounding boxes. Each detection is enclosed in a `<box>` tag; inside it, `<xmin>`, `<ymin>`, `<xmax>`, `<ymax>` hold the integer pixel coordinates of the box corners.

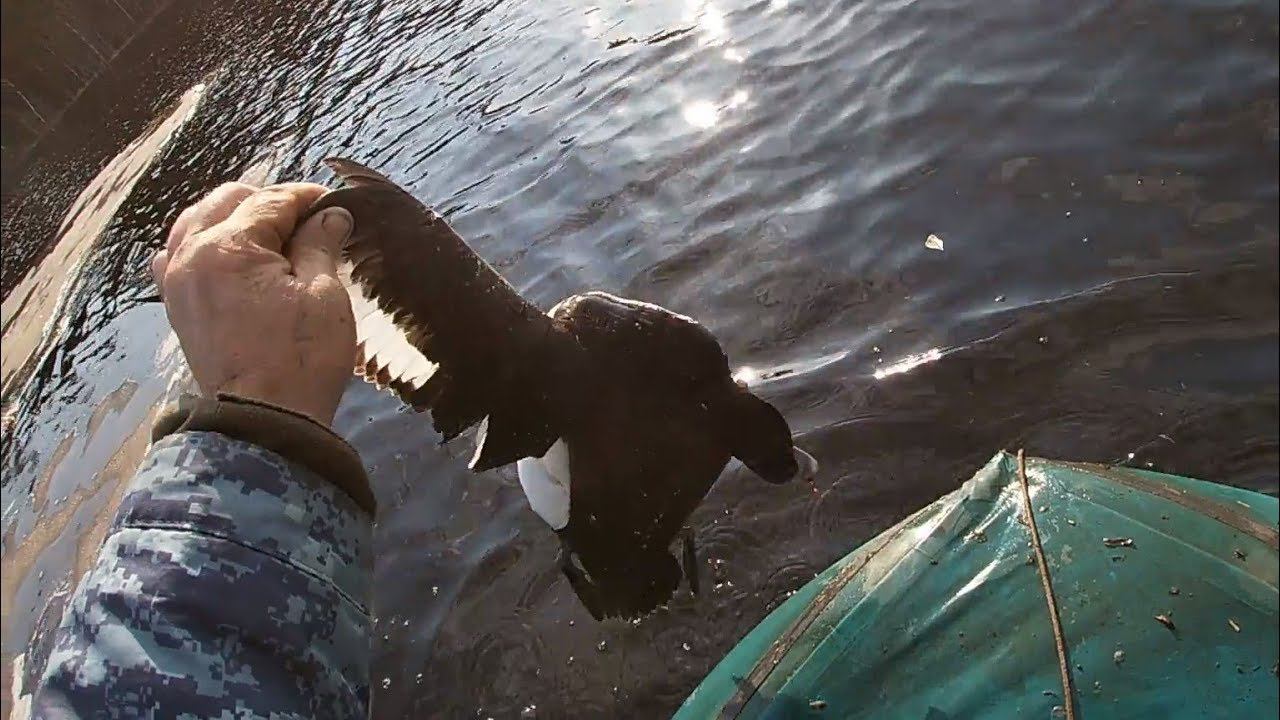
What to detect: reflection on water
<box><xmin>2</xmin><ymin>0</ymin><xmax>1277</xmax><ymax>716</ymax></box>
<box><xmin>873</xmin><ymin>347</ymin><xmax>942</xmax><ymax>380</ymax></box>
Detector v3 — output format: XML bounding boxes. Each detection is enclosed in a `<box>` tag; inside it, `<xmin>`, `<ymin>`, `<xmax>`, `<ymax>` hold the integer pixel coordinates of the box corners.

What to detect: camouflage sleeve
<box><xmin>33</xmin><ymin>430</ymin><xmax>372</xmax><ymax>719</ymax></box>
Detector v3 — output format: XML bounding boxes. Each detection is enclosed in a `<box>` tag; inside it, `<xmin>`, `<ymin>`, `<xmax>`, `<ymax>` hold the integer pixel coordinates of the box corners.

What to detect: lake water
<box><xmin>2</xmin><ymin>0</ymin><xmax>1276</xmax><ymax>716</ymax></box>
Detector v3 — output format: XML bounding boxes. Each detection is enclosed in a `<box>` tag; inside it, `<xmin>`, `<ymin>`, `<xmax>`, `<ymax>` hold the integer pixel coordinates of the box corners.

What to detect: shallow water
<box><xmin>2</xmin><ymin>0</ymin><xmax>1277</xmax><ymax>716</ymax></box>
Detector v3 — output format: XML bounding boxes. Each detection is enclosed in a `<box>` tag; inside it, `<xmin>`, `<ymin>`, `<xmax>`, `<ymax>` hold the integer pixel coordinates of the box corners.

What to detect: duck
<box><xmin>308</xmin><ymin>158</ymin><xmax>817</xmax><ymax>619</ymax></box>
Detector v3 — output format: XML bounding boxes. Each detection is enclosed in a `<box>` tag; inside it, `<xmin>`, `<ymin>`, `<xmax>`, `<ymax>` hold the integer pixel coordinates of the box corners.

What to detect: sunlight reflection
<box><xmin>683</xmin><ymin>0</ymin><xmax>728</xmax><ymax>45</ymax></box>
<box><xmin>683</xmin><ymin>100</ymin><xmax>719</xmax><ymax>128</ymax></box>
<box><xmin>698</xmin><ymin>3</ymin><xmax>727</xmax><ymax>40</ymax></box>
<box><xmin>683</xmin><ymin>90</ymin><xmax>748</xmax><ymax>129</ymax></box>
<box><xmin>581</xmin><ymin>6</ymin><xmax>602</xmax><ymax>37</ymax></box>
<box><xmin>732</xmin><ymin>366</ymin><xmax>761</xmax><ymax>386</ymax></box>
<box><xmin>874</xmin><ymin>348</ymin><xmax>942</xmax><ymax>380</ymax></box>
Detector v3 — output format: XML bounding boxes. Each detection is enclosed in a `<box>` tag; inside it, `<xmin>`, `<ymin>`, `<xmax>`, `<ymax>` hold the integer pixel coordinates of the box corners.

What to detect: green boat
<box><xmin>676</xmin><ymin>452</ymin><xmax>1279</xmax><ymax>719</ymax></box>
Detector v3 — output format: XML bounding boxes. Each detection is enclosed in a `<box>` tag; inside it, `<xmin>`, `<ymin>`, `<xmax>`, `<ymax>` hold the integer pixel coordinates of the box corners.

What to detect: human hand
<box><xmin>151</xmin><ymin>182</ymin><xmax>356</xmax><ymax>425</ymax></box>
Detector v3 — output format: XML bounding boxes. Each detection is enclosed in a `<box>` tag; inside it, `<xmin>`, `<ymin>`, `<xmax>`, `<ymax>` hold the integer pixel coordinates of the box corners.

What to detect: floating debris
<box><xmin>1113</xmin><ymin>649</ymin><xmax>1126</xmax><ymax>665</ymax></box>
<box><xmin>1154</xmin><ymin>614</ymin><xmax>1177</xmax><ymax>632</ymax></box>
<box><xmin>1067</xmin><ymin>519</ymin><xmax>1077</xmax><ymax>526</ymax></box>
<box><xmin>1103</xmin><ymin>537</ymin><xmax>1134</xmax><ymax>548</ymax></box>
<box><xmin>967</xmin><ymin>529</ymin><xmax>988</xmax><ymax>544</ymax></box>
<box><xmin>809</xmin><ymin>699</ymin><xmax>828</xmax><ymax>711</ymax></box>
<box><xmin>994</xmin><ymin>295</ymin><xmax>1006</xmax><ymax>303</ymax></box>
<box><xmin>1233</xmin><ymin>548</ymin><xmax>1247</xmax><ymax>560</ymax></box>
<box><xmin>597</xmin><ymin>640</ymin><xmax>608</xmax><ymax>652</ymax></box>
<box><xmin>1051</xmin><ymin>705</ymin><xmax>1067</xmax><ymax>718</ymax></box>
<box><xmin>1228</xmin><ymin>618</ymin><xmax>1241</xmax><ymax>633</ymax></box>
<box><xmin>1169</xmin><ymin>587</ymin><xmax>1180</xmax><ymax>596</ymax></box>
<box><xmin>925</xmin><ymin>233</ymin><xmax>945</xmax><ymax>251</ymax></box>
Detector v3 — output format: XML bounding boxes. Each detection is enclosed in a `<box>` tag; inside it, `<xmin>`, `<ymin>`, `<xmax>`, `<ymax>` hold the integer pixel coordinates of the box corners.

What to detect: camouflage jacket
<box><xmin>33</xmin><ymin>429</ymin><xmax>372</xmax><ymax>719</ymax></box>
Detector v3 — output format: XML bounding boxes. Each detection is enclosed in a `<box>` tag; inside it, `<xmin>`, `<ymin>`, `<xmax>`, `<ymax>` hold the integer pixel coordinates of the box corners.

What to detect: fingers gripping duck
<box><xmin>307</xmin><ymin>158</ymin><xmax>818</xmax><ymax>619</ymax></box>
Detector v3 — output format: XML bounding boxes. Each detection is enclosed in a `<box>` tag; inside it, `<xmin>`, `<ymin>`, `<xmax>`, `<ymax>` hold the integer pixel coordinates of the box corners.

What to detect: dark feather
<box><xmin>309</xmin><ymin>157</ymin><xmax>574</xmax><ymax>446</ymax></box>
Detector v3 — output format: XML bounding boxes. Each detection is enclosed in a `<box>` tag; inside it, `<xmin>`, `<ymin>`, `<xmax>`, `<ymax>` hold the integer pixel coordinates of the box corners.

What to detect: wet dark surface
<box><xmin>2</xmin><ymin>0</ymin><xmax>1277</xmax><ymax>717</ymax></box>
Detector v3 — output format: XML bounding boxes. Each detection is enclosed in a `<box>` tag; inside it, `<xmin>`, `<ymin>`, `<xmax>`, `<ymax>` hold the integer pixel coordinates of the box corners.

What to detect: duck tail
<box><xmin>569</xmin><ymin>547</ymin><xmax>682</xmax><ymax>620</ymax></box>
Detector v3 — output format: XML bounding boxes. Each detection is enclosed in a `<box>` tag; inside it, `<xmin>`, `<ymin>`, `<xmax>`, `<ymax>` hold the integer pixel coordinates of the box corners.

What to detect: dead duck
<box><xmin>308</xmin><ymin>158</ymin><xmax>817</xmax><ymax>619</ymax></box>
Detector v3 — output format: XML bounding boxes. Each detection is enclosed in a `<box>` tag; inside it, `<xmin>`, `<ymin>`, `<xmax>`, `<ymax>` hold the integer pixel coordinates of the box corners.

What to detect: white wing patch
<box><xmin>469</xmin><ymin>415</ymin><xmax>490</xmax><ymax>468</ymax></box>
<box><xmin>340</xmin><ymin>261</ymin><xmax>437</xmax><ymax>390</ymax></box>
<box><xmin>517</xmin><ymin>438</ymin><xmax>571</xmax><ymax>530</ymax></box>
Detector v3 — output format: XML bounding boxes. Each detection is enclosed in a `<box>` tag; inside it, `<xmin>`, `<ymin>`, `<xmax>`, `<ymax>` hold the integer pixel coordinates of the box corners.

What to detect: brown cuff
<box><xmin>152</xmin><ymin>392</ymin><xmax>376</xmax><ymax>514</ymax></box>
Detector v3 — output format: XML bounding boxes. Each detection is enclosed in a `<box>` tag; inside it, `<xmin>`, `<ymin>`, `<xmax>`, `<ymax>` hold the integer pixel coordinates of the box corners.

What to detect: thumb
<box><xmin>288</xmin><ymin>206</ymin><xmax>353</xmax><ymax>281</ymax></box>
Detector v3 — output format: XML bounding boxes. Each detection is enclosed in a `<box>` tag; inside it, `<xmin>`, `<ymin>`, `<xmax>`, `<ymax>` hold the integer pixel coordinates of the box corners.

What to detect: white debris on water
<box><xmin>925</xmin><ymin>233</ymin><xmax>945</xmax><ymax>251</ymax></box>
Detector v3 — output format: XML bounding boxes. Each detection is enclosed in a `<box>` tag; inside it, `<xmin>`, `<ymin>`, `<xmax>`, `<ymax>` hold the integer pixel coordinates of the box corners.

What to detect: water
<box><xmin>2</xmin><ymin>0</ymin><xmax>1276</xmax><ymax>716</ymax></box>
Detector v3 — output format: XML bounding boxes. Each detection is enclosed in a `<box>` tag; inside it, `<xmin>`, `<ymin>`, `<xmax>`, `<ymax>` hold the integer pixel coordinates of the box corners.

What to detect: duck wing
<box><xmin>309</xmin><ymin>158</ymin><xmax>572</xmax><ymax>469</ymax></box>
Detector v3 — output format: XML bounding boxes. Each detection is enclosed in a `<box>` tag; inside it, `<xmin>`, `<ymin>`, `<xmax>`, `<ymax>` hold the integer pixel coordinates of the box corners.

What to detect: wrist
<box><xmin>219</xmin><ymin>374</ymin><xmax>342</xmax><ymax>426</ymax></box>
